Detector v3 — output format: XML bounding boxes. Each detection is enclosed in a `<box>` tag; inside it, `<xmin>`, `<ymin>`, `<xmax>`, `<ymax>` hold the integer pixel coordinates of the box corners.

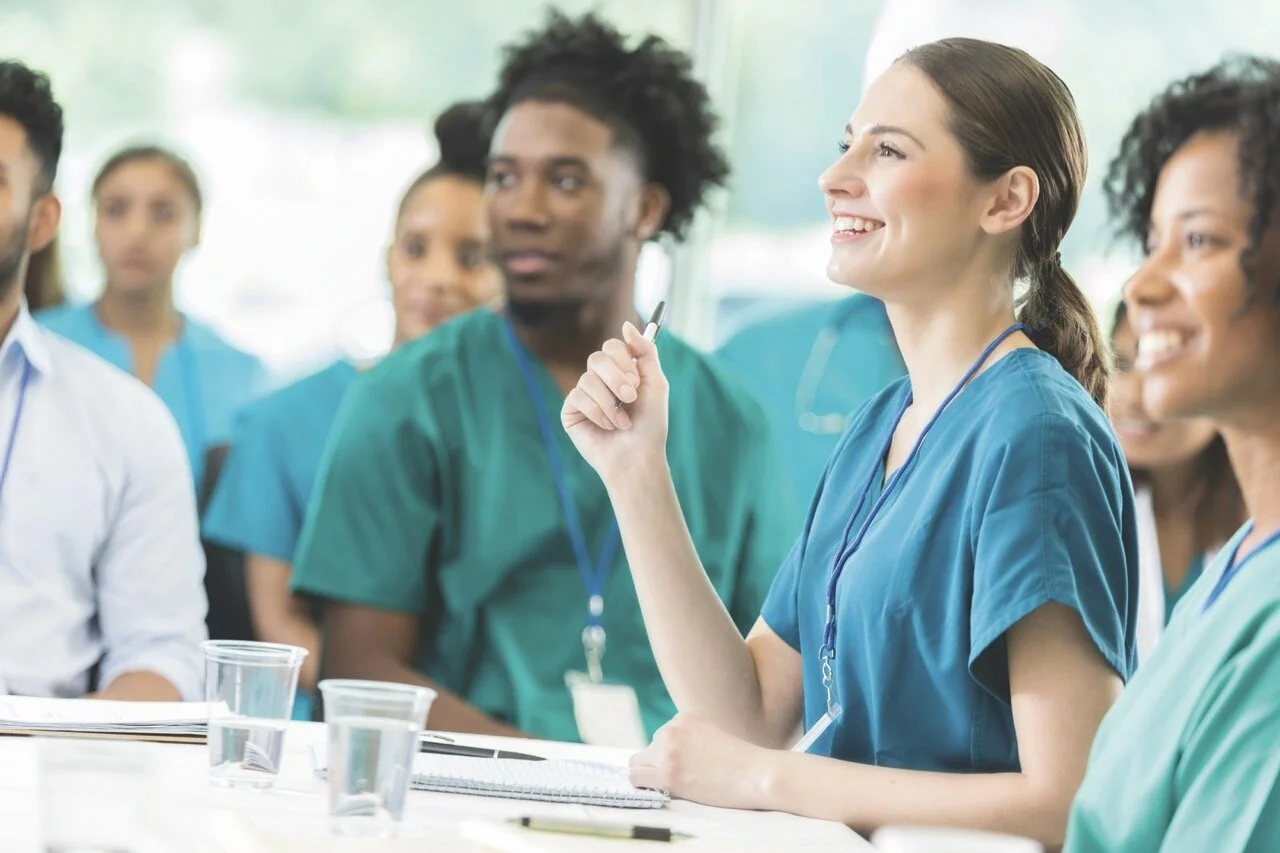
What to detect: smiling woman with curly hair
<box><xmin>1066</xmin><ymin>55</ymin><xmax>1280</xmax><ymax>853</ymax></box>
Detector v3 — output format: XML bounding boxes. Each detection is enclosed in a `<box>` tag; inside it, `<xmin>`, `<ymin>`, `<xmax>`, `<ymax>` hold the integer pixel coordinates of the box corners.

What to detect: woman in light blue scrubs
<box><xmin>561</xmin><ymin>39</ymin><xmax>1137</xmax><ymax>847</ymax></box>
<box><xmin>1066</xmin><ymin>57</ymin><xmax>1280</xmax><ymax>853</ymax></box>
<box><xmin>1109</xmin><ymin>303</ymin><xmax>1244</xmax><ymax>661</ymax></box>
<box><xmin>201</xmin><ymin>102</ymin><xmax>500</xmax><ymax>719</ymax></box>
<box><xmin>37</xmin><ymin>146</ymin><xmax>267</xmax><ymax>489</ymax></box>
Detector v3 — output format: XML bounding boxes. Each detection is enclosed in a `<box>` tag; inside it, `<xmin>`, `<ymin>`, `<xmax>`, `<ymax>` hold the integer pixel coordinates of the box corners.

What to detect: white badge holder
<box><xmin>565</xmin><ymin>616</ymin><xmax>647</xmax><ymax>749</ymax></box>
<box><xmin>790</xmin><ymin>653</ymin><xmax>842</xmax><ymax>753</ymax></box>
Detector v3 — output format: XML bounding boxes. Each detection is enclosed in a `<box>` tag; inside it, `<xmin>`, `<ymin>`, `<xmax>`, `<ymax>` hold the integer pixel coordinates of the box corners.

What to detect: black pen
<box><xmin>614</xmin><ymin>301</ymin><xmax>667</xmax><ymax>412</ymax></box>
<box><xmin>419</xmin><ymin>735</ymin><xmax>544</xmax><ymax>762</ymax></box>
<box><xmin>510</xmin><ymin>816</ymin><xmax>692</xmax><ymax>842</ymax></box>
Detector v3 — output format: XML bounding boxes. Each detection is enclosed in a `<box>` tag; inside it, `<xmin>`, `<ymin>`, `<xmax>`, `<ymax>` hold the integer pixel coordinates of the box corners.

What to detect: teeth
<box><xmin>833</xmin><ymin>215</ymin><xmax>884</xmax><ymax>234</ymax></box>
<box><xmin>1136</xmin><ymin>330</ymin><xmax>1187</xmax><ymax>364</ymax></box>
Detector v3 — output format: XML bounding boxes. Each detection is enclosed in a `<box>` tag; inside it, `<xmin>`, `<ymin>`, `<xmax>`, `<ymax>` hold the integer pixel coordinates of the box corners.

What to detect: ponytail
<box><xmin>1018</xmin><ymin>252</ymin><xmax>1109</xmax><ymax>408</ymax></box>
<box><xmin>24</xmin><ymin>235</ymin><xmax>64</xmax><ymax>312</ymax></box>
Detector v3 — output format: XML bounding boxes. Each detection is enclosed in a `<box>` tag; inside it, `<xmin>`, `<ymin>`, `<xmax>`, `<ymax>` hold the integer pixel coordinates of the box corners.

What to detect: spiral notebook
<box><xmin>310</xmin><ymin>748</ymin><xmax>667</xmax><ymax>808</ymax></box>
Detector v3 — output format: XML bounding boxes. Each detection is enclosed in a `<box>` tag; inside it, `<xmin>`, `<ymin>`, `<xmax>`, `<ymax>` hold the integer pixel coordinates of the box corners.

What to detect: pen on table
<box><xmin>419</xmin><ymin>734</ymin><xmax>544</xmax><ymax>762</ymax></box>
<box><xmin>614</xmin><ymin>300</ymin><xmax>666</xmax><ymax>412</ymax></box>
<box><xmin>509</xmin><ymin>817</ymin><xmax>693</xmax><ymax>843</ymax></box>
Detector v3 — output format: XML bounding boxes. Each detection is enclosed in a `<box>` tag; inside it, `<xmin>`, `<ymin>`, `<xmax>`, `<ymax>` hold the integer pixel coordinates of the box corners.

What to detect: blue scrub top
<box><xmin>36</xmin><ymin>303</ymin><xmax>269</xmax><ymax>488</ymax></box>
<box><xmin>202</xmin><ymin>359</ymin><xmax>358</xmax><ymax>561</ymax></box>
<box><xmin>716</xmin><ymin>295</ymin><xmax>906</xmax><ymax>526</ymax></box>
<box><xmin>761</xmin><ymin>348</ymin><xmax>1138</xmax><ymax>771</ymax></box>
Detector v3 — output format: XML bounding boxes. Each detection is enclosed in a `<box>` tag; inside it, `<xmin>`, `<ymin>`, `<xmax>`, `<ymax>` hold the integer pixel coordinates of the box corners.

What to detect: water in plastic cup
<box><xmin>39</xmin><ymin>738</ymin><xmax>153</xmax><ymax>852</ymax></box>
<box><xmin>202</xmin><ymin>640</ymin><xmax>307</xmax><ymax>789</ymax></box>
<box><xmin>319</xmin><ymin>679</ymin><xmax>436</xmax><ymax>839</ymax></box>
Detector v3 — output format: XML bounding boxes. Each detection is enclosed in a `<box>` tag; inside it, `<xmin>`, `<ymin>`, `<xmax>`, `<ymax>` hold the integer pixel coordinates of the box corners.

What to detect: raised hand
<box><xmin>561</xmin><ymin>321</ymin><xmax>669</xmax><ymax>482</ymax></box>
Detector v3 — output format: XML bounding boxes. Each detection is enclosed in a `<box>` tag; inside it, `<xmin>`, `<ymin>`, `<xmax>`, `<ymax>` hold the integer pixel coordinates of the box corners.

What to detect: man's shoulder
<box><xmin>41</xmin><ymin>329</ymin><xmax>180</xmax><ymax>434</ymax></box>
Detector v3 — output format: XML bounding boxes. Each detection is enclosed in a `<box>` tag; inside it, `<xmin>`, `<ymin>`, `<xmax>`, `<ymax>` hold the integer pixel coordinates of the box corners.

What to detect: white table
<box><xmin>0</xmin><ymin>723</ymin><xmax>873</xmax><ymax>852</ymax></box>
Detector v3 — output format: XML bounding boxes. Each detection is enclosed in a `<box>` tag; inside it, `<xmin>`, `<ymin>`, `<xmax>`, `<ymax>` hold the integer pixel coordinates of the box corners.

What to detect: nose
<box><xmin>504</xmin><ymin>179</ymin><xmax>551</xmax><ymax>232</ymax></box>
<box><xmin>818</xmin><ymin>148</ymin><xmax>868</xmax><ymax>205</ymax></box>
<box><xmin>1123</xmin><ymin>244</ymin><xmax>1177</xmax><ymax>313</ymax></box>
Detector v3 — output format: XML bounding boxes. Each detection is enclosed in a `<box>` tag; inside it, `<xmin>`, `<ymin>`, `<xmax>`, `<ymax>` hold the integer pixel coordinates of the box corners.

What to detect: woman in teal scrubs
<box><xmin>1109</xmin><ymin>303</ymin><xmax>1243</xmax><ymax>661</ymax></box>
<box><xmin>561</xmin><ymin>39</ymin><xmax>1137</xmax><ymax>847</ymax></box>
<box><xmin>37</xmin><ymin>146</ymin><xmax>267</xmax><ymax>489</ymax></box>
<box><xmin>1066</xmin><ymin>57</ymin><xmax>1280</xmax><ymax>852</ymax></box>
<box><xmin>201</xmin><ymin>102</ymin><xmax>499</xmax><ymax>718</ymax></box>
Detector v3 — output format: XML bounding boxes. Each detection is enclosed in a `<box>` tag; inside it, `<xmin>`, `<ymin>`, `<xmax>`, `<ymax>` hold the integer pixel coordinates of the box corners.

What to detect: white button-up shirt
<box><xmin>0</xmin><ymin>305</ymin><xmax>206</xmax><ymax>700</ymax></box>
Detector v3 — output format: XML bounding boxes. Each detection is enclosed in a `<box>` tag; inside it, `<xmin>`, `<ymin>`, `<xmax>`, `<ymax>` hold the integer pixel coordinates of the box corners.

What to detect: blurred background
<box><xmin>4</xmin><ymin>0</ymin><xmax>1277</xmax><ymax>382</ymax></box>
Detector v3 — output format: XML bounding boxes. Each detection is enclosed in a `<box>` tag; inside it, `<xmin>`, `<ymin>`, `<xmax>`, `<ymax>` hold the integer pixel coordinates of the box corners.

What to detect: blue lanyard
<box><xmin>817</xmin><ymin>322</ymin><xmax>1027</xmax><ymax>713</ymax></box>
<box><xmin>1203</xmin><ymin>523</ymin><xmax>1280</xmax><ymax>612</ymax></box>
<box><xmin>500</xmin><ymin>318</ymin><xmax>621</xmax><ymax>679</ymax></box>
<box><xmin>0</xmin><ymin>359</ymin><xmax>33</xmax><ymax>504</ymax></box>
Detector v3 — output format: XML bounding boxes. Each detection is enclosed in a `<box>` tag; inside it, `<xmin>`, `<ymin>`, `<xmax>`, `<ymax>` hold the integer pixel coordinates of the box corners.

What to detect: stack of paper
<box><xmin>0</xmin><ymin>696</ymin><xmax>208</xmax><ymax>742</ymax></box>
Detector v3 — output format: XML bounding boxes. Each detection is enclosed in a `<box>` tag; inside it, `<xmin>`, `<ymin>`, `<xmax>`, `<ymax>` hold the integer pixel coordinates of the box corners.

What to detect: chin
<box><xmin>1141</xmin><ymin>377</ymin><xmax>1210</xmax><ymax>425</ymax></box>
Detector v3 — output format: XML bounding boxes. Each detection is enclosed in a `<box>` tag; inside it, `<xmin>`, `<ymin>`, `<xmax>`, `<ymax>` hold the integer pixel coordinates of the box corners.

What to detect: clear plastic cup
<box><xmin>202</xmin><ymin>640</ymin><xmax>307</xmax><ymax>790</ymax></box>
<box><xmin>39</xmin><ymin>738</ymin><xmax>154</xmax><ymax>852</ymax></box>
<box><xmin>319</xmin><ymin>679</ymin><xmax>436</xmax><ymax>839</ymax></box>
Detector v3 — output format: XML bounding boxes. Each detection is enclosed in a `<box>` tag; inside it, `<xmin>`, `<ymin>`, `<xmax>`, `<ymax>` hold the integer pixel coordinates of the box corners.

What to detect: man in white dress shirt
<box><xmin>0</xmin><ymin>60</ymin><xmax>206</xmax><ymax>701</ymax></box>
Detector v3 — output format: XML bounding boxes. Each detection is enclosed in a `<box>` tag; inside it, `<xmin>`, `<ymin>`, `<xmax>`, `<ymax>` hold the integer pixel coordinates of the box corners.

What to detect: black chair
<box><xmin>198</xmin><ymin>444</ymin><xmax>256</xmax><ymax>642</ymax></box>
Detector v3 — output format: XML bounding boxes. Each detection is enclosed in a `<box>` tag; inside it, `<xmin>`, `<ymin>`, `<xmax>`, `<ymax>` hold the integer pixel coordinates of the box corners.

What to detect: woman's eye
<box><xmin>403</xmin><ymin>239</ymin><xmax>425</xmax><ymax>259</ymax></box>
<box><xmin>876</xmin><ymin>142</ymin><xmax>904</xmax><ymax>159</ymax></box>
<box><xmin>837</xmin><ymin>140</ymin><xmax>851</xmax><ymax>154</ymax></box>
<box><xmin>553</xmin><ymin>174</ymin><xmax>584</xmax><ymax>192</ymax></box>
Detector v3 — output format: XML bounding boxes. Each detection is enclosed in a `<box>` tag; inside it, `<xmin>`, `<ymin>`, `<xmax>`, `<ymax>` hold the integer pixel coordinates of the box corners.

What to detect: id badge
<box><xmin>565</xmin><ymin>671</ymin><xmax>648</xmax><ymax>749</ymax></box>
<box><xmin>789</xmin><ymin>702</ymin><xmax>841</xmax><ymax>753</ymax></box>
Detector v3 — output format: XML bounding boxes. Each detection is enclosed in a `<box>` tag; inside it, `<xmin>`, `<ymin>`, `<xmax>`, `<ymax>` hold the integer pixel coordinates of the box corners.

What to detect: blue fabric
<box><xmin>36</xmin><ymin>303</ymin><xmax>269</xmax><ymax>488</ymax></box>
<box><xmin>716</xmin><ymin>296</ymin><xmax>905</xmax><ymax>529</ymax></box>
<box><xmin>761</xmin><ymin>348</ymin><xmax>1138</xmax><ymax>771</ymax></box>
<box><xmin>202</xmin><ymin>360</ymin><xmax>358</xmax><ymax>560</ymax></box>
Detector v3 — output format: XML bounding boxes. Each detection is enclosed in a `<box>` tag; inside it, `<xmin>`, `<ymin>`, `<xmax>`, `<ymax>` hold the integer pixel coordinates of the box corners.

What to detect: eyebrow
<box><xmin>486</xmin><ymin>155</ymin><xmax>591</xmax><ymax>171</ymax></box>
<box><xmin>845</xmin><ymin>123</ymin><xmax>927</xmax><ymax>151</ymax></box>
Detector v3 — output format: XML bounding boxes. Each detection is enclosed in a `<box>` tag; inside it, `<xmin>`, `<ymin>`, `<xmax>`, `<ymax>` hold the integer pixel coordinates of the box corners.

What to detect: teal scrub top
<box><xmin>291</xmin><ymin>310</ymin><xmax>795</xmax><ymax>742</ymax></box>
<box><xmin>716</xmin><ymin>296</ymin><xmax>906</xmax><ymax>528</ymax></box>
<box><xmin>1067</xmin><ymin>527</ymin><xmax>1280</xmax><ymax>852</ymax></box>
<box><xmin>202</xmin><ymin>359</ymin><xmax>358</xmax><ymax>561</ymax></box>
<box><xmin>761</xmin><ymin>349</ymin><xmax>1138</xmax><ymax>770</ymax></box>
<box><xmin>1164</xmin><ymin>554</ymin><xmax>1205</xmax><ymax>623</ymax></box>
<box><xmin>36</xmin><ymin>302</ymin><xmax>269</xmax><ymax>488</ymax></box>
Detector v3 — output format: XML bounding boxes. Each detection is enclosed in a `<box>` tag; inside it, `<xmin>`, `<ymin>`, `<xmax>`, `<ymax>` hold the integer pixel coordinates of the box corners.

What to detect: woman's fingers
<box><xmin>578</xmin><ymin>370</ymin><xmax>632</xmax><ymax>429</ymax></box>
<box><xmin>589</xmin><ymin>341</ymin><xmax>639</xmax><ymax>403</ymax></box>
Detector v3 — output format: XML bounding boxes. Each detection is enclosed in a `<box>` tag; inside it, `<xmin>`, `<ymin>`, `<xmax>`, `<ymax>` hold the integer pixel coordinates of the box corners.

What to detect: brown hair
<box><xmin>24</xmin><ymin>235</ymin><xmax>64</xmax><ymax>311</ymax></box>
<box><xmin>92</xmin><ymin>145</ymin><xmax>203</xmax><ymax>216</ymax></box>
<box><xmin>901</xmin><ymin>38</ymin><xmax>1108</xmax><ymax>407</ymax></box>
<box><xmin>1110</xmin><ymin>303</ymin><xmax>1245</xmax><ymax>551</ymax></box>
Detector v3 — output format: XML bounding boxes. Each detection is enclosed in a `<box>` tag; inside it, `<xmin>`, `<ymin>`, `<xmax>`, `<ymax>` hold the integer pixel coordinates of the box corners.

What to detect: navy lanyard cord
<box><xmin>820</xmin><ymin>322</ymin><xmax>1028</xmax><ymax>659</ymax></box>
<box><xmin>0</xmin><ymin>359</ymin><xmax>33</xmax><ymax>501</ymax></box>
<box><xmin>501</xmin><ymin>318</ymin><xmax>620</xmax><ymax>627</ymax></box>
<box><xmin>1203</xmin><ymin>523</ymin><xmax>1280</xmax><ymax>612</ymax></box>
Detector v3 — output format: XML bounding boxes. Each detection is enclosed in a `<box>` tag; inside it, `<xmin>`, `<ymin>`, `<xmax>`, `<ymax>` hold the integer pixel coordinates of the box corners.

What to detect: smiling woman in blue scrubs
<box><xmin>562</xmin><ymin>39</ymin><xmax>1137</xmax><ymax>847</ymax></box>
<box><xmin>37</xmin><ymin>146</ymin><xmax>267</xmax><ymax>488</ymax></box>
<box><xmin>1066</xmin><ymin>57</ymin><xmax>1280</xmax><ymax>853</ymax></box>
<box><xmin>201</xmin><ymin>102</ymin><xmax>500</xmax><ymax>718</ymax></box>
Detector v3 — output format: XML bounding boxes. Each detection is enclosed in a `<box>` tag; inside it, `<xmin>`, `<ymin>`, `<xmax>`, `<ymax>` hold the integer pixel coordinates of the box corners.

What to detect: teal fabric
<box><xmin>37</xmin><ymin>302</ymin><xmax>268</xmax><ymax>488</ymax></box>
<box><xmin>291</xmin><ymin>310</ymin><xmax>796</xmax><ymax>742</ymax></box>
<box><xmin>761</xmin><ymin>349</ymin><xmax>1138</xmax><ymax>769</ymax></box>
<box><xmin>1164</xmin><ymin>554</ymin><xmax>1205</xmax><ymax>624</ymax></box>
<box><xmin>716</xmin><ymin>295</ymin><xmax>905</xmax><ymax>529</ymax></box>
<box><xmin>1067</xmin><ymin>527</ymin><xmax>1280</xmax><ymax>853</ymax></box>
<box><xmin>202</xmin><ymin>359</ymin><xmax>358</xmax><ymax>560</ymax></box>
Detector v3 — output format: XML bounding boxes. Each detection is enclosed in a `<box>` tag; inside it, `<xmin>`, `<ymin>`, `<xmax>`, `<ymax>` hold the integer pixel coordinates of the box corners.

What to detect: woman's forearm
<box><xmin>606</xmin><ymin>459</ymin><xmax>773</xmax><ymax>742</ymax></box>
<box><xmin>761</xmin><ymin>751</ymin><xmax>1073</xmax><ymax>848</ymax></box>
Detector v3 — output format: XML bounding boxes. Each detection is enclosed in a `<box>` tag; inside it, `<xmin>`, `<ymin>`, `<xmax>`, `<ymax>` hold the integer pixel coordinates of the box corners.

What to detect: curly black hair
<box><xmin>1105</xmin><ymin>56</ymin><xmax>1280</xmax><ymax>302</ymax></box>
<box><xmin>487</xmin><ymin>9</ymin><xmax>729</xmax><ymax>242</ymax></box>
<box><xmin>0</xmin><ymin>60</ymin><xmax>64</xmax><ymax>195</ymax></box>
<box><xmin>395</xmin><ymin>100</ymin><xmax>491</xmax><ymax>224</ymax></box>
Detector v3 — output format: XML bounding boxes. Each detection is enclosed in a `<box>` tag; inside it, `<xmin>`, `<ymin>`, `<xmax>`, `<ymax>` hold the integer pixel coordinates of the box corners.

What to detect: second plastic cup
<box><xmin>202</xmin><ymin>640</ymin><xmax>308</xmax><ymax>790</ymax></box>
<box><xmin>319</xmin><ymin>679</ymin><xmax>436</xmax><ymax>839</ymax></box>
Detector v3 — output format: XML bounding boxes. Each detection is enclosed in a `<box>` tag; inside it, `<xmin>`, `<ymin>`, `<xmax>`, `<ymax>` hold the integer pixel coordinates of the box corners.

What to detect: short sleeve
<box><xmin>1165</xmin><ymin>622</ymin><xmax>1280</xmax><ymax>852</ymax></box>
<box><xmin>969</xmin><ymin>415</ymin><xmax>1136</xmax><ymax>702</ymax></box>
<box><xmin>728</xmin><ymin>421</ymin><xmax>798</xmax><ymax>635</ymax></box>
<box><xmin>202</xmin><ymin>403</ymin><xmax>300</xmax><ymax>561</ymax></box>
<box><xmin>291</xmin><ymin>362</ymin><xmax>439</xmax><ymax>614</ymax></box>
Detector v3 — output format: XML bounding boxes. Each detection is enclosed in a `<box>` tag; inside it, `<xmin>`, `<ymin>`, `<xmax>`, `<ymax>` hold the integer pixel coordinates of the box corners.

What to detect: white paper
<box><xmin>565</xmin><ymin>672</ymin><xmax>648</xmax><ymax>750</ymax></box>
<box><xmin>0</xmin><ymin>696</ymin><xmax>207</xmax><ymax>735</ymax></box>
